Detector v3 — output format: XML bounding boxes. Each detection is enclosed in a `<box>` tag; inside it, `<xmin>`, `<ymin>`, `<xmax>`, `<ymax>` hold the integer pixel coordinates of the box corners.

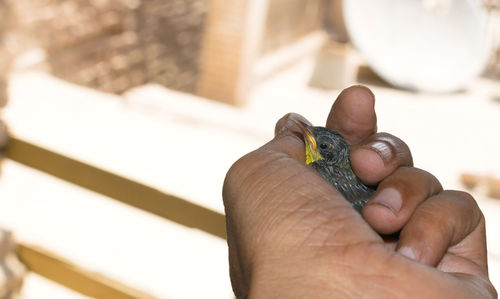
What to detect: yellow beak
<box><xmin>293</xmin><ymin>120</ymin><xmax>322</xmax><ymax>164</ymax></box>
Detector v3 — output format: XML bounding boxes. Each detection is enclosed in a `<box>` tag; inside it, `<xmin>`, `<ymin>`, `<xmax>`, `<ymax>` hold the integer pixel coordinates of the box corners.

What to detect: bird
<box><xmin>294</xmin><ymin>120</ymin><xmax>375</xmax><ymax>213</ymax></box>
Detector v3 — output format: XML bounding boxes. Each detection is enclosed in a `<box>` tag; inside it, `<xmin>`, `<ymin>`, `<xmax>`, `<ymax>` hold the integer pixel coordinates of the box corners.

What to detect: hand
<box><xmin>223</xmin><ymin>86</ymin><xmax>497</xmax><ymax>298</ymax></box>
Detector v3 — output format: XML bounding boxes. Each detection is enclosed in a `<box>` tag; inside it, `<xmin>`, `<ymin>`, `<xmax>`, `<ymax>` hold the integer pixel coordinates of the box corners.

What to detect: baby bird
<box><xmin>295</xmin><ymin>121</ymin><xmax>375</xmax><ymax>212</ymax></box>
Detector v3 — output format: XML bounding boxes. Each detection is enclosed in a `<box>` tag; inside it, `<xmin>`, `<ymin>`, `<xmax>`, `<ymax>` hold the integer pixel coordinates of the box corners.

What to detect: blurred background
<box><xmin>0</xmin><ymin>0</ymin><xmax>499</xmax><ymax>297</ymax></box>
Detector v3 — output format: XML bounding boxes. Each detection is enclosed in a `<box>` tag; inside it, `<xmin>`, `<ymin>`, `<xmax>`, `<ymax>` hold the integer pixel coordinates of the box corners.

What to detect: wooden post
<box><xmin>197</xmin><ymin>0</ymin><xmax>269</xmax><ymax>106</ymax></box>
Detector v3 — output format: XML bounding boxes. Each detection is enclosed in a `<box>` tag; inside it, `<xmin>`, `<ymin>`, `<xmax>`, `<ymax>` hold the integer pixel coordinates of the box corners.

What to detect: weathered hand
<box><xmin>223</xmin><ymin>86</ymin><xmax>496</xmax><ymax>298</ymax></box>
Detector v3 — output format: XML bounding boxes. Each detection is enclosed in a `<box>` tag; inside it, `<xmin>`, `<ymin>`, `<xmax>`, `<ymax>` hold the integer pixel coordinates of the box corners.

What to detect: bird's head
<box><xmin>294</xmin><ymin>120</ymin><xmax>350</xmax><ymax>167</ymax></box>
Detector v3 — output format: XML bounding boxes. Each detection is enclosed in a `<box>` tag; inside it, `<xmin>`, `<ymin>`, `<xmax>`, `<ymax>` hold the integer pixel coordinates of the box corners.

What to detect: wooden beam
<box><xmin>254</xmin><ymin>30</ymin><xmax>327</xmax><ymax>82</ymax></box>
<box><xmin>17</xmin><ymin>243</ymin><xmax>154</xmax><ymax>299</ymax></box>
<box><xmin>197</xmin><ymin>0</ymin><xmax>269</xmax><ymax>105</ymax></box>
<box><xmin>4</xmin><ymin>137</ymin><xmax>227</xmax><ymax>239</ymax></box>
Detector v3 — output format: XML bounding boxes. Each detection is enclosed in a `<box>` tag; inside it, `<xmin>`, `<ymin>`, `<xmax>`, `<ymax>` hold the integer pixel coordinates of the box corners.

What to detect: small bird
<box><xmin>294</xmin><ymin>120</ymin><xmax>375</xmax><ymax>212</ymax></box>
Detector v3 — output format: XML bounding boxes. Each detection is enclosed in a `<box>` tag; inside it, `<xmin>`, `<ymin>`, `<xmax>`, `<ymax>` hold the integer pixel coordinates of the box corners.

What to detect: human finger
<box><xmin>350</xmin><ymin>133</ymin><xmax>413</xmax><ymax>185</ymax></box>
<box><xmin>396</xmin><ymin>191</ymin><xmax>486</xmax><ymax>274</ymax></box>
<box><xmin>363</xmin><ymin>167</ymin><xmax>443</xmax><ymax>234</ymax></box>
<box><xmin>326</xmin><ymin>85</ymin><xmax>377</xmax><ymax>145</ymax></box>
<box><xmin>325</xmin><ymin>86</ymin><xmax>412</xmax><ymax>184</ymax></box>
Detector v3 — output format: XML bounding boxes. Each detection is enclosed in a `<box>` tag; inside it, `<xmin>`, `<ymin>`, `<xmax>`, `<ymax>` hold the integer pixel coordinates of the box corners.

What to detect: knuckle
<box><xmin>442</xmin><ymin>189</ymin><xmax>484</xmax><ymax>220</ymax></box>
<box><xmin>442</xmin><ymin>190</ymin><xmax>478</xmax><ymax>208</ymax></box>
<box><xmin>380</xmin><ymin>167</ymin><xmax>442</xmax><ymax>196</ymax></box>
<box><xmin>413</xmin><ymin>167</ymin><xmax>443</xmax><ymax>192</ymax></box>
<box><xmin>223</xmin><ymin>151</ymin><xmax>262</xmax><ymax>204</ymax></box>
<box><xmin>418</xmin><ymin>204</ymin><xmax>450</xmax><ymax>233</ymax></box>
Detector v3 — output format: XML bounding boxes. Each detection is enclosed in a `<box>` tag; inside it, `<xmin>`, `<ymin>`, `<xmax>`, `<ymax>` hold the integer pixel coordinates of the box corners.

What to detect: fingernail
<box><xmin>363</xmin><ymin>137</ymin><xmax>396</xmax><ymax>164</ymax></box>
<box><xmin>275</xmin><ymin>113</ymin><xmax>311</xmax><ymax>136</ymax></box>
<box><xmin>371</xmin><ymin>188</ymin><xmax>402</xmax><ymax>213</ymax></box>
<box><xmin>398</xmin><ymin>246</ymin><xmax>416</xmax><ymax>260</ymax></box>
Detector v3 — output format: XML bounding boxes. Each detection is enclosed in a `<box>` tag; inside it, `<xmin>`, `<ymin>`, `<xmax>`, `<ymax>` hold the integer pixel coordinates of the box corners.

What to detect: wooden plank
<box><xmin>4</xmin><ymin>137</ymin><xmax>227</xmax><ymax>240</ymax></box>
<box><xmin>197</xmin><ymin>0</ymin><xmax>268</xmax><ymax>105</ymax></box>
<box><xmin>254</xmin><ymin>30</ymin><xmax>327</xmax><ymax>81</ymax></box>
<box><xmin>309</xmin><ymin>40</ymin><xmax>357</xmax><ymax>89</ymax></box>
<box><xmin>17</xmin><ymin>243</ymin><xmax>154</xmax><ymax>299</ymax></box>
<box><xmin>261</xmin><ymin>0</ymin><xmax>324</xmax><ymax>53</ymax></box>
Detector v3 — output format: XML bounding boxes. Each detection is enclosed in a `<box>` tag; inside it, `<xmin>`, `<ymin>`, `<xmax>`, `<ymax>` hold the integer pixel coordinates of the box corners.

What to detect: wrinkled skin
<box><xmin>223</xmin><ymin>86</ymin><xmax>497</xmax><ymax>298</ymax></box>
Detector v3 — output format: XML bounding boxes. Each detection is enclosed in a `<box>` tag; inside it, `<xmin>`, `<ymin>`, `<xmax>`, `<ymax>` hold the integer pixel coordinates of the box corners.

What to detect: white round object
<box><xmin>343</xmin><ymin>0</ymin><xmax>491</xmax><ymax>92</ymax></box>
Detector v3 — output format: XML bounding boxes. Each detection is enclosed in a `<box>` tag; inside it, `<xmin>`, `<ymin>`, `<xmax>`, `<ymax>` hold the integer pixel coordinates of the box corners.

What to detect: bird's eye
<box><xmin>319</xmin><ymin>143</ymin><xmax>327</xmax><ymax>150</ymax></box>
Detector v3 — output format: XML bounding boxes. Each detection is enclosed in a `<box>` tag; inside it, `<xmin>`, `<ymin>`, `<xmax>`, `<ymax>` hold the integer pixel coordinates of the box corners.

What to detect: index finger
<box><xmin>326</xmin><ymin>85</ymin><xmax>377</xmax><ymax>145</ymax></box>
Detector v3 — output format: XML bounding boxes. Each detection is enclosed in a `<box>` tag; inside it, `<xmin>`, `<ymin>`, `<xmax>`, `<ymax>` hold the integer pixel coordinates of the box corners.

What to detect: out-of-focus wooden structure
<box><xmin>197</xmin><ymin>0</ymin><xmax>269</xmax><ymax>105</ymax></box>
<box><xmin>6</xmin><ymin>0</ymin><xmax>334</xmax><ymax>105</ymax></box>
<box><xmin>199</xmin><ymin>0</ymin><xmax>341</xmax><ymax>104</ymax></box>
<box><xmin>0</xmin><ymin>230</ymin><xmax>25</xmax><ymax>298</ymax></box>
<box><xmin>0</xmin><ymin>1</ymin><xmax>12</xmax><ymax>107</ymax></box>
<box><xmin>461</xmin><ymin>173</ymin><xmax>500</xmax><ymax>200</ymax></box>
<box><xmin>17</xmin><ymin>244</ymin><xmax>155</xmax><ymax>298</ymax></box>
<box><xmin>484</xmin><ymin>0</ymin><xmax>500</xmax><ymax>79</ymax></box>
<box><xmin>9</xmin><ymin>0</ymin><xmax>208</xmax><ymax>94</ymax></box>
<box><xmin>5</xmin><ymin>0</ymin><xmax>500</xmax><ymax>105</ymax></box>
<box><xmin>3</xmin><ymin>107</ymin><xmax>227</xmax><ymax>297</ymax></box>
<box><xmin>0</xmin><ymin>1</ymin><xmax>342</xmax><ymax>293</ymax></box>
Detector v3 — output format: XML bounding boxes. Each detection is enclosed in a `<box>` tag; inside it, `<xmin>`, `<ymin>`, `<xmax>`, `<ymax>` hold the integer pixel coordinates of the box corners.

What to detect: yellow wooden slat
<box><xmin>18</xmin><ymin>243</ymin><xmax>155</xmax><ymax>299</ymax></box>
<box><xmin>4</xmin><ymin>137</ymin><xmax>227</xmax><ymax>239</ymax></box>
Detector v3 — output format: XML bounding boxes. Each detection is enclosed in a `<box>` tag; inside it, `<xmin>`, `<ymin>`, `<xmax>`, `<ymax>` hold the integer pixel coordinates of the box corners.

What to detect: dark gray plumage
<box><xmin>307</xmin><ymin>127</ymin><xmax>375</xmax><ymax>213</ymax></box>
